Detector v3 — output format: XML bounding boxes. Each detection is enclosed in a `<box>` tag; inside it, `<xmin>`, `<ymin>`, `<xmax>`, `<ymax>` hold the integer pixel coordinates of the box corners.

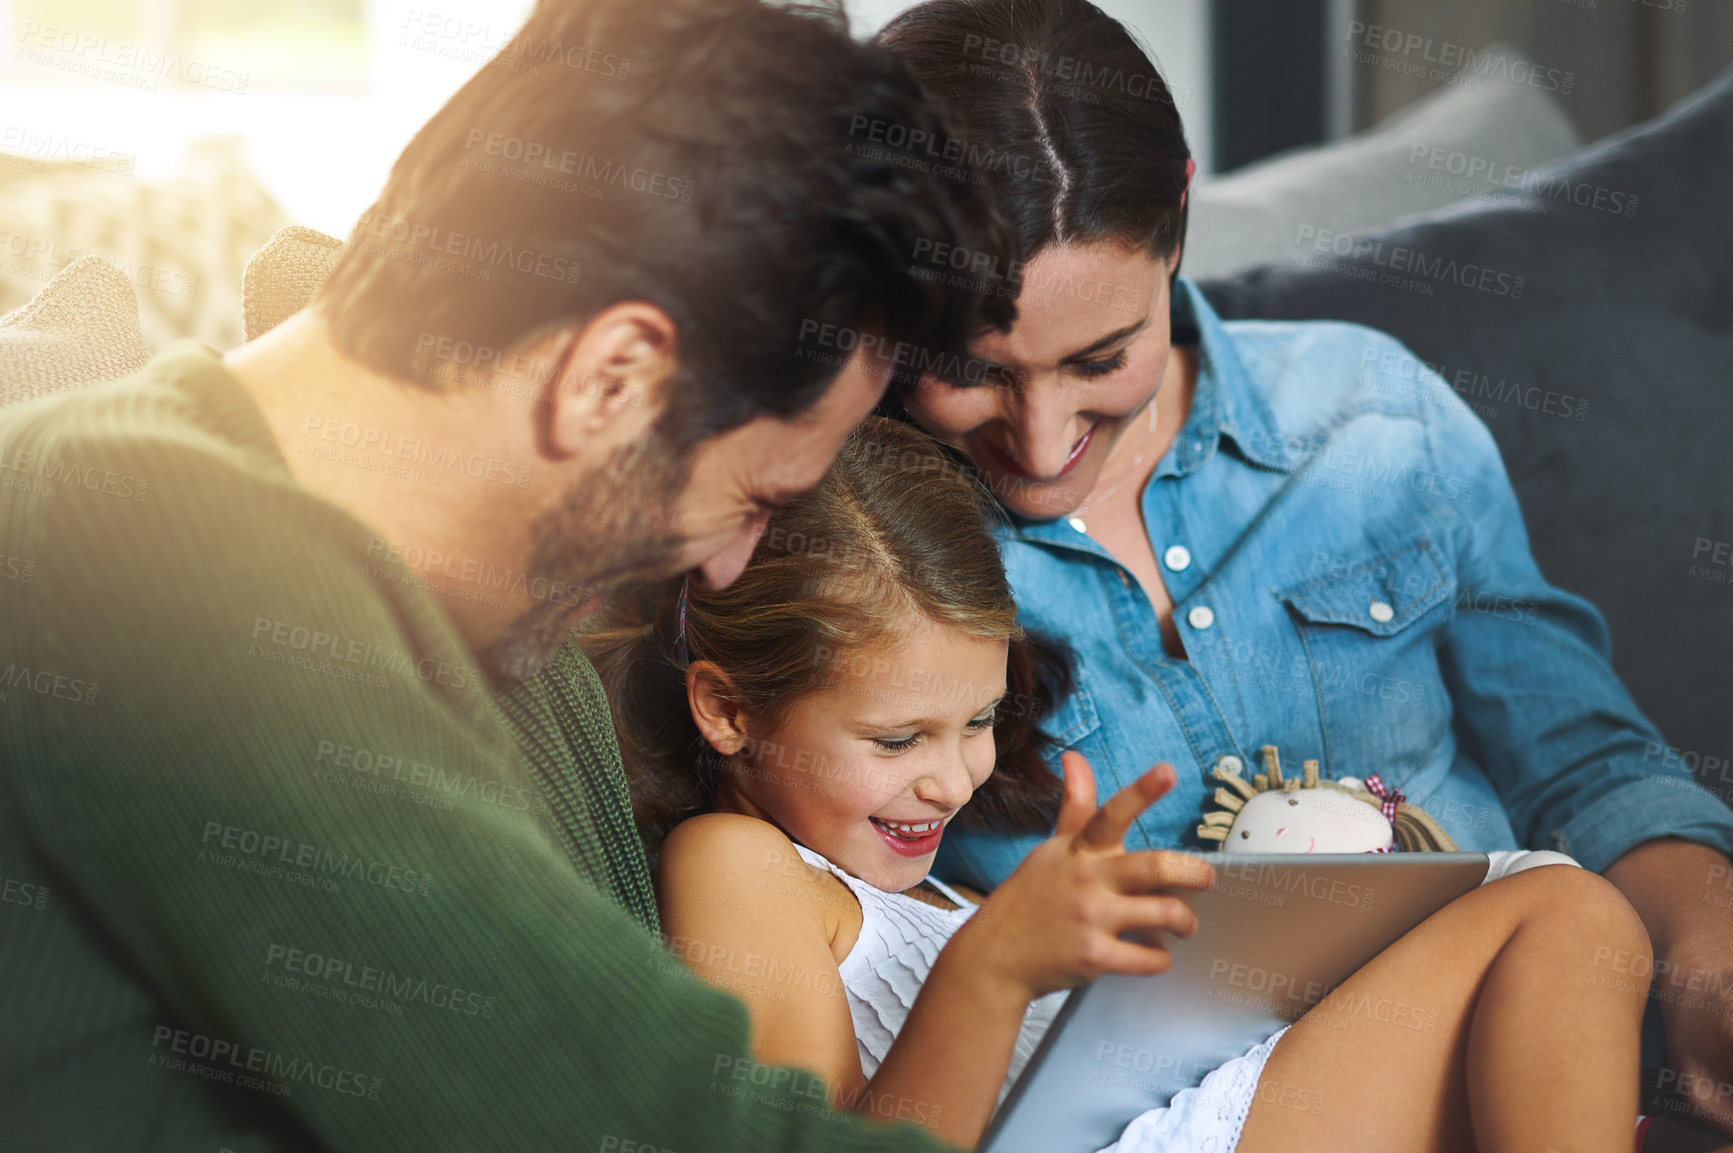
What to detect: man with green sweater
<box><xmin>0</xmin><ymin>1</ymin><xmax>1015</xmax><ymax>1148</ymax></box>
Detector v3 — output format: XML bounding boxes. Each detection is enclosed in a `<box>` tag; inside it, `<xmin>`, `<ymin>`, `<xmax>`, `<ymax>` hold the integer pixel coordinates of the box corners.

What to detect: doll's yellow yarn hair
<box><xmin>1196</xmin><ymin>745</ymin><xmax>1458</xmax><ymax>853</ymax></box>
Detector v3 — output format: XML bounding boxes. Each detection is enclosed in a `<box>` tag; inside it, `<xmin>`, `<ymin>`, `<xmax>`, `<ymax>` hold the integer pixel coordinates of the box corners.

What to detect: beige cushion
<box><xmin>0</xmin><ymin>256</ymin><xmax>151</xmax><ymax>407</ymax></box>
<box><xmin>242</xmin><ymin>225</ymin><xmax>346</xmax><ymax>341</ymax></box>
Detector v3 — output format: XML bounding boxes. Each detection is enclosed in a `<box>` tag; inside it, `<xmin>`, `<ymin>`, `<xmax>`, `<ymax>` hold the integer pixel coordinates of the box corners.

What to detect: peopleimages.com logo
<box><xmin>1343</xmin><ymin>22</ymin><xmax>1574</xmax><ymax>94</ymax></box>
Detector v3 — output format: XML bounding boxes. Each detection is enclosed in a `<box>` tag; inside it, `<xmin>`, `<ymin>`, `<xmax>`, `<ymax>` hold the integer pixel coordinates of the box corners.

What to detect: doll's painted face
<box><xmin>1222</xmin><ymin>787</ymin><xmax>1394</xmax><ymax>854</ymax></box>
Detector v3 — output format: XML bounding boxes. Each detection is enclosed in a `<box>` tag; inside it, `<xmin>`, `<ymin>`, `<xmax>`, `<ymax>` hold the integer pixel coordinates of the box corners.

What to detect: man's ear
<box><xmin>537</xmin><ymin>302</ymin><xmax>678</xmax><ymax>460</ymax></box>
<box><xmin>687</xmin><ymin>660</ymin><xmax>751</xmax><ymax>756</ymax></box>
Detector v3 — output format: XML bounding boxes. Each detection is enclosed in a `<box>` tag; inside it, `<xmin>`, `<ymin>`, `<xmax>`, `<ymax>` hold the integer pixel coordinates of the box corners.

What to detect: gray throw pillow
<box><xmin>1185</xmin><ymin>49</ymin><xmax>1581</xmax><ymax>280</ymax></box>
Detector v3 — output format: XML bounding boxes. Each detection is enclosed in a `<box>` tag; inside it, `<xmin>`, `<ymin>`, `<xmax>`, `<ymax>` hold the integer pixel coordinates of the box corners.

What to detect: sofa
<box><xmin>5</xmin><ymin>57</ymin><xmax>1731</xmax><ymax>1153</ymax></box>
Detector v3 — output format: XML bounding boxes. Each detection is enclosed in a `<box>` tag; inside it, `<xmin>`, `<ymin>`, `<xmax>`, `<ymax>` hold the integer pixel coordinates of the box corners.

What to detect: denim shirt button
<box><xmin>1163</xmin><ymin>545</ymin><xmax>1192</xmax><ymax>571</ymax></box>
<box><xmin>1066</xmin><ymin>516</ymin><xmax>1088</xmax><ymax>534</ymax></box>
<box><xmin>1187</xmin><ymin>605</ymin><xmax>1215</xmax><ymax>629</ymax></box>
<box><xmin>1217</xmin><ymin>754</ymin><xmax>1244</xmax><ymax>774</ymax></box>
<box><xmin>1369</xmin><ymin>600</ymin><xmax>1395</xmax><ymax>623</ymax></box>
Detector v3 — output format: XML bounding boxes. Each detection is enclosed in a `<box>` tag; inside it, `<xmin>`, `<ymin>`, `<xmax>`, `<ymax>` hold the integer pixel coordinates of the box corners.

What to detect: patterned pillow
<box><xmin>0</xmin><ymin>136</ymin><xmax>287</xmax><ymax>352</ymax></box>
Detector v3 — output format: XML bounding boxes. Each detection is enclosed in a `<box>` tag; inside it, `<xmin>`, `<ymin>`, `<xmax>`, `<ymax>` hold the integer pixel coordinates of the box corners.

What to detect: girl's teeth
<box><xmin>875</xmin><ymin>818</ymin><xmax>941</xmax><ymax>837</ymax></box>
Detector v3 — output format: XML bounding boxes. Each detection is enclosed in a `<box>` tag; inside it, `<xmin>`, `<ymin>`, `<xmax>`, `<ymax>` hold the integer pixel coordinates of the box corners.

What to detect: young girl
<box><xmin>588</xmin><ymin>419</ymin><xmax>1653</xmax><ymax>1153</ymax></box>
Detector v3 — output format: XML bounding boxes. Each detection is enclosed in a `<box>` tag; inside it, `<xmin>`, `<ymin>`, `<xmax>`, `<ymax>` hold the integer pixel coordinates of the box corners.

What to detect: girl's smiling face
<box><xmin>696</xmin><ymin>616</ymin><xmax>1008</xmax><ymax>893</ymax></box>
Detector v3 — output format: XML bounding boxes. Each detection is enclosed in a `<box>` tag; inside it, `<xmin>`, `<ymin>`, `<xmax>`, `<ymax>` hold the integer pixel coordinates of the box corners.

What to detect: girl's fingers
<box><xmin>1052</xmin><ymin>751</ymin><xmax>1099</xmax><ymax>838</ymax></box>
<box><xmin>1109</xmin><ymin>849</ymin><xmax>1217</xmax><ymax>894</ymax></box>
<box><xmin>1105</xmin><ymin>893</ymin><xmax>1200</xmax><ymax>941</ymax></box>
<box><xmin>1073</xmin><ymin>762</ymin><xmax>1177</xmax><ymax>852</ymax></box>
<box><xmin>1080</xmin><ymin>936</ymin><xmax>1177</xmax><ymax>980</ymax></box>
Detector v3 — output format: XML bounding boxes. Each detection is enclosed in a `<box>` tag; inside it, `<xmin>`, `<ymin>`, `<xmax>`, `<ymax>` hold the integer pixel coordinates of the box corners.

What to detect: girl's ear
<box><xmin>686</xmin><ymin>660</ymin><xmax>750</xmax><ymax>755</ymax></box>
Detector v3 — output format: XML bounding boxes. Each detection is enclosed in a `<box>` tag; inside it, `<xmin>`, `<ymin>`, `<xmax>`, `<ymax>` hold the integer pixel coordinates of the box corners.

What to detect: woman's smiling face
<box><xmin>905</xmin><ymin>241</ymin><xmax>1179</xmax><ymax>521</ymax></box>
<box><xmin>710</xmin><ymin>616</ymin><xmax>1008</xmax><ymax>893</ymax></box>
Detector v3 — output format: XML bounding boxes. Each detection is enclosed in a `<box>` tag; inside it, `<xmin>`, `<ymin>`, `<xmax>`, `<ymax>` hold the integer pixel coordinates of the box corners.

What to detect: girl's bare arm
<box><xmin>656</xmin><ymin>811</ymin><xmax>1026</xmax><ymax>1147</ymax></box>
<box><xmin>656</xmin><ymin>758</ymin><xmax>1215</xmax><ymax>1150</ymax></box>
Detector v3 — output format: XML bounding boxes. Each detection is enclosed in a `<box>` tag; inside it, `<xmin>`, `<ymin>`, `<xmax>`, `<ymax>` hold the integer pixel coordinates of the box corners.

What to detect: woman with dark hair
<box><xmin>873</xmin><ymin>0</ymin><xmax>1733</xmax><ymax>1148</ymax></box>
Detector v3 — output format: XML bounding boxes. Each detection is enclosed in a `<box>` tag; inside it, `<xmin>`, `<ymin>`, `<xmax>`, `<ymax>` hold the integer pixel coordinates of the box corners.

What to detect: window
<box><xmin>6</xmin><ymin>0</ymin><xmax>366</xmax><ymax>93</ymax></box>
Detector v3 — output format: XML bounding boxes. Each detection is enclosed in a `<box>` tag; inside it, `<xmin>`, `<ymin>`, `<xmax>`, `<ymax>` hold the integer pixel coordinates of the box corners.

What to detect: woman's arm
<box><xmin>1425</xmin><ymin>383</ymin><xmax>1733</xmax><ymax>872</ymax></box>
<box><xmin>656</xmin><ymin>812</ymin><xmax>1026</xmax><ymax>1147</ymax></box>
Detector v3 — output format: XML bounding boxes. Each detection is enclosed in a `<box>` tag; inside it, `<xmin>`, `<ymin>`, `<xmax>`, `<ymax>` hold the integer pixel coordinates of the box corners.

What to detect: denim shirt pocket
<box><xmin>1279</xmin><ymin>540</ymin><xmax>1456</xmax><ymax>635</ymax></box>
<box><xmin>1275</xmin><ymin>540</ymin><xmax>1458</xmax><ymax>784</ymax></box>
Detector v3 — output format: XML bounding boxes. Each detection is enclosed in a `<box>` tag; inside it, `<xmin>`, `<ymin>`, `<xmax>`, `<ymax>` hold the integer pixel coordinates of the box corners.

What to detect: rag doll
<box><xmin>1197</xmin><ymin>746</ymin><xmax>1575</xmax><ymax>881</ymax></box>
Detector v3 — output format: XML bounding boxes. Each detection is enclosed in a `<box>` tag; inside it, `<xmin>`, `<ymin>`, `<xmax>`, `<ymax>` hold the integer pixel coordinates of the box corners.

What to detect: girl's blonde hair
<box><xmin>585</xmin><ymin>417</ymin><xmax>1070</xmax><ymax>852</ymax></box>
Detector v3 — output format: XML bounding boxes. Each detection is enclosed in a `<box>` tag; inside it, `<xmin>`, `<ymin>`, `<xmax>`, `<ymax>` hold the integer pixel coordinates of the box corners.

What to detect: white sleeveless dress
<box><xmin>791</xmin><ymin>842</ymin><xmax>1288</xmax><ymax>1151</ymax></box>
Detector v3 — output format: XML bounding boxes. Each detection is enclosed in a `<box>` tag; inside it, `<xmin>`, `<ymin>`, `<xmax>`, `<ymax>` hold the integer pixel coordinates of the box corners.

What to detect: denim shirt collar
<box><xmin>1004</xmin><ymin>277</ymin><xmax>1294</xmax><ymax>545</ymax></box>
<box><xmin>1158</xmin><ymin>278</ymin><xmax>1294</xmax><ymax>478</ymax></box>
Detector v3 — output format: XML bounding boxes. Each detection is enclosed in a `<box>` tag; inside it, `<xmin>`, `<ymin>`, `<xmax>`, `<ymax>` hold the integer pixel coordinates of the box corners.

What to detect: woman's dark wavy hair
<box><xmin>878</xmin><ymin>0</ymin><xmax>1192</xmax><ymax>285</ymax></box>
<box><xmin>316</xmin><ymin>0</ymin><xmax>1017</xmax><ymax>450</ymax></box>
<box><xmin>585</xmin><ymin>418</ymin><xmax>1071</xmax><ymax>853</ymax></box>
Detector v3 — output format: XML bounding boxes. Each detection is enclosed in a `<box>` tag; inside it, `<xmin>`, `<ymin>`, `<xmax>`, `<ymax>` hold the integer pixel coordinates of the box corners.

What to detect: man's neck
<box><xmin>223</xmin><ymin>310</ymin><xmax>538</xmax><ymax>651</ymax></box>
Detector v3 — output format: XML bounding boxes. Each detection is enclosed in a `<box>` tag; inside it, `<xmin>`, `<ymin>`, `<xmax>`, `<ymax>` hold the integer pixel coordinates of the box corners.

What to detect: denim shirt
<box><xmin>938</xmin><ymin>279</ymin><xmax>1733</xmax><ymax>890</ymax></box>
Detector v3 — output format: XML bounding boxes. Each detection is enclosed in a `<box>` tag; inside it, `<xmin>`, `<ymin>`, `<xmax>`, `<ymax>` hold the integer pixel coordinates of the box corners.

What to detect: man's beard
<box><xmin>479</xmin><ymin>432</ymin><xmax>691</xmax><ymax>684</ymax></box>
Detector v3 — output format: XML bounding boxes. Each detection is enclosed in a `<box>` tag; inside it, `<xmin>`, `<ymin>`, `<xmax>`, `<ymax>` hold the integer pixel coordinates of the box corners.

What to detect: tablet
<box><xmin>979</xmin><ymin>852</ymin><xmax>1491</xmax><ymax>1153</ymax></box>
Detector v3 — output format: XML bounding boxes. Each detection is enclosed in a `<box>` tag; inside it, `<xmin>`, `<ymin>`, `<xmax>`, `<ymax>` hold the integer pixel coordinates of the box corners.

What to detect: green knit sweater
<box><xmin>0</xmin><ymin>343</ymin><xmax>956</xmax><ymax>1152</ymax></box>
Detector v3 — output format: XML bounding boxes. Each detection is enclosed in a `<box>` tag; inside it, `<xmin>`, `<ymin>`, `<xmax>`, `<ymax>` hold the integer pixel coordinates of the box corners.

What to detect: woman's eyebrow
<box><xmin>1059</xmin><ymin>315</ymin><xmax>1151</xmax><ymax>363</ymax></box>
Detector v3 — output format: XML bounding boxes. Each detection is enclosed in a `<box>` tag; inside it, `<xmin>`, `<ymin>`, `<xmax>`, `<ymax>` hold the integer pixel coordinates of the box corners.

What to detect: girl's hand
<box><xmin>951</xmin><ymin>752</ymin><xmax>1216</xmax><ymax>1006</ymax></box>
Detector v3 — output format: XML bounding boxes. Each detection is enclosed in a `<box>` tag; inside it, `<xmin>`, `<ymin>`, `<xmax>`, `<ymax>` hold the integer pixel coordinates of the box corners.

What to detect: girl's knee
<box><xmin>1503</xmin><ymin>866</ymin><xmax>1652</xmax><ymax>964</ymax></box>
